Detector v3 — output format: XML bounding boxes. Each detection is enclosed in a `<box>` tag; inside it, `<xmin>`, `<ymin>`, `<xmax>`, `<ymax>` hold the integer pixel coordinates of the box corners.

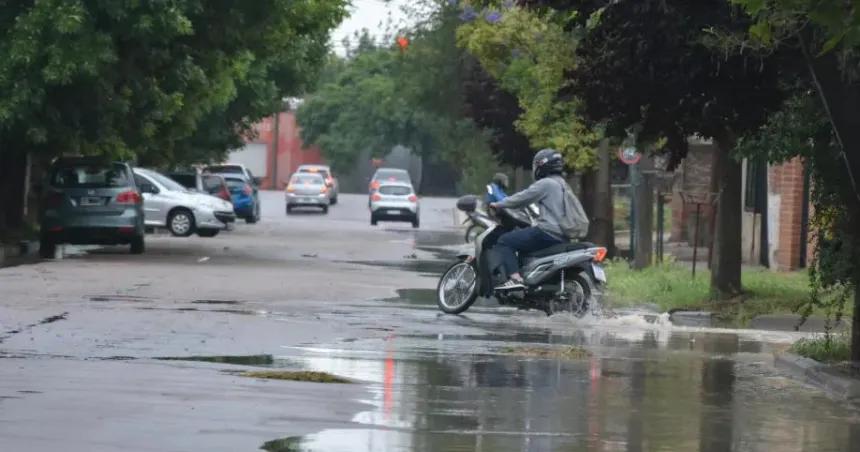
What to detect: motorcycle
<box><xmin>437</xmin><ymin>195</ymin><xmax>607</xmax><ymax>317</ymax></box>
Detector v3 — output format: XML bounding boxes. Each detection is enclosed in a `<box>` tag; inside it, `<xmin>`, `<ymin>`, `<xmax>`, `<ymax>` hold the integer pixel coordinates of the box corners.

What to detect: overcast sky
<box><xmin>330</xmin><ymin>0</ymin><xmax>413</xmax><ymax>55</ymax></box>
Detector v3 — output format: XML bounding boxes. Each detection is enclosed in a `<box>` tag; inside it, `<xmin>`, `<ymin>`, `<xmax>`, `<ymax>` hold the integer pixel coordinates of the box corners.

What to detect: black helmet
<box><xmin>533</xmin><ymin>148</ymin><xmax>564</xmax><ymax>180</ymax></box>
<box><xmin>492</xmin><ymin>172</ymin><xmax>509</xmax><ymax>190</ymax></box>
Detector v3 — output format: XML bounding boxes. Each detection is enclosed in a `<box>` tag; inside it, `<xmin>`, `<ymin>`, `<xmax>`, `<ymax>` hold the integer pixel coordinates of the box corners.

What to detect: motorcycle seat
<box><xmin>523</xmin><ymin>241</ymin><xmax>594</xmax><ymax>259</ymax></box>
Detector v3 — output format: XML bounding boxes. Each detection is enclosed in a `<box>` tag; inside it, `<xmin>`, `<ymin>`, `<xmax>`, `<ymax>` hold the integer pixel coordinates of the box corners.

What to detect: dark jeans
<box><xmin>495</xmin><ymin>227</ymin><xmax>564</xmax><ymax>278</ymax></box>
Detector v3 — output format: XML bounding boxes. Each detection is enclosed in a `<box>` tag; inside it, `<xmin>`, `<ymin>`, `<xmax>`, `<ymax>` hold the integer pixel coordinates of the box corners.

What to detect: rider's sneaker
<box><xmin>495</xmin><ymin>279</ymin><xmax>525</xmax><ymax>291</ymax></box>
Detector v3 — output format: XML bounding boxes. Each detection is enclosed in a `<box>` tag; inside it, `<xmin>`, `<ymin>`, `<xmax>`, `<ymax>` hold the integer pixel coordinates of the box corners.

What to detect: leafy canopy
<box><xmin>457</xmin><ymin>3</ymin><xmax>598</xmax><ymax>170</ymax></box>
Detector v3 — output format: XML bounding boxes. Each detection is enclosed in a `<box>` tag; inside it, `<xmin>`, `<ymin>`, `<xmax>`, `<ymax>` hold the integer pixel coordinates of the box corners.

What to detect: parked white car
<box><xmin>133</xmin><ymin>168</ymin><xmax>236</xmax><ymax>237</ymax></box>
<box><xmin>370</xmin><ymin>181</ymin><xmax>419</xmax><ymax>228</ymax></box>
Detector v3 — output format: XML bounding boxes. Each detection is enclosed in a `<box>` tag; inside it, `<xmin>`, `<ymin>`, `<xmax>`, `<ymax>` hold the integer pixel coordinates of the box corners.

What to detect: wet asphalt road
<box><xmin>2</xmin><ymin>191</ymin><xmax>860</xmax><ymax>452</ymax></box>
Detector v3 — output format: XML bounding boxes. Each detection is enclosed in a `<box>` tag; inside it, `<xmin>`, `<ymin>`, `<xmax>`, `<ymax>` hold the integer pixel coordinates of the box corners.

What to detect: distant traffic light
<box><xmin>396</xmin><ymin>36</ymin><xmax>409</xmax><ymax>51</ymax></box>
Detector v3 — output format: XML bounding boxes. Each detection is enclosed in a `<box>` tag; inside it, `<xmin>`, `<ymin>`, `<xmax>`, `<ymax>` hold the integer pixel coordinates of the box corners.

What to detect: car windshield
<box><xmin>142</xmin><ymin>170</ymin><xmax>188</xmax><ymax>192</ymax></box>
<box><xmin>292</xmin><ymin>174</ymin><xmax>324</xmax><ymax>184</ymax></box>
<box><xmin>224</xmin><ymin>177</ymin><xmax>248</xmax><ymax>188</ymax></box>
<box><xmin>299</xmin><ymin>168</ymin><xmax>330</xmax><ymax>178</ymax></box>
<box><xmin>168</xmin><ymin>174</ymin><xmax>197</xmax><ymax>189</ymax></box>
<box><xmin>202</xmin><ymin>175</ymin><xmax>223</xmax><ymax>191</ymax></box>
<box><xmin>51</xmin><ymin>163</ymin><xmax>130</xmax><ymax>188</ymax></box>
<box><xmin>379</xmin><ymin>185</ymin><xmax>412</xmax><ymax>196</ymax></box>
<box><xmin>374</xmin><ymin>170</ymin><xmax>410</xmax><ymax>182</ymax></box>
<box><xmin>206</xmin><ymin>165</ymin><xmax>243</xmax><ymax>174</ymax></box>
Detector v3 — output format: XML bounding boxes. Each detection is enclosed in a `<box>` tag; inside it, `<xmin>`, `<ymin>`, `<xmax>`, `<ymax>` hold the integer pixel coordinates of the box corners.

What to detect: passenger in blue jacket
<box><xmin>485</xmin><ymin>173</ymin><xmax>509</xmax><ymax>205</ymax></box>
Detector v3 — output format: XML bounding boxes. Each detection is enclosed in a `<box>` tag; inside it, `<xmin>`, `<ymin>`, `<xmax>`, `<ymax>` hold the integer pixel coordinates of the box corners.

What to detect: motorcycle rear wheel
<box><xmin>550</xmin><ymin>273</ymin><xmax>592</xmax><ymax>317</ymax></box>
<box><xmin>437</xmin><ymin>261</ymin><xmax>479</xmax><ymax>314</ymax></box>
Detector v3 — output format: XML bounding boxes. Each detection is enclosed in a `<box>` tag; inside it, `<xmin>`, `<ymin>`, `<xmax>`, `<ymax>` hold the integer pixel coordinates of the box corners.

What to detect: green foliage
<box><xmin>791</xmin><ymin>334</ymin><xmax>851</xmax><ymax>363</ymax></box>
<box><xmin>0</xmin><ymin>0</ymin><xmax>347</xmax><ymax>166</ymax></box>
<box><xmin>737</xmin><ymin>93</ymin><xmax>858</xmax><ymax>329</ymax></box>
<box><xmin>297</xmin><ymin>3</ymin><xmax>500</xmax><ymax>186</ymax></box>
<box><xmin>457</xmin><ymin>4</ymin><xmax>598</xmax><ymax>170</ymax></box>
<box><xmin>604</xmin><ymin>260</ymin><xmax>829</xmax><ymax>325</ymax></box>
<box><xmin>732</xmin><ymin>0</ymin><xmax>860</xmax><ymax>53</ymax></box>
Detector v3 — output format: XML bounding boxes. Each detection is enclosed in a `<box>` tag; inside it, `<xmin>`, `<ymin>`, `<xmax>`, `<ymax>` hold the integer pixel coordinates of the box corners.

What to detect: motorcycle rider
<box><xmin>485</xmin><ymin>172</ymin><xmax>509</xmax><ymax>204</ymax></box>
<box><xmin>489</xmin><ymin>149</ymin><xmax>583</xmax><ymax>290</ymax></box>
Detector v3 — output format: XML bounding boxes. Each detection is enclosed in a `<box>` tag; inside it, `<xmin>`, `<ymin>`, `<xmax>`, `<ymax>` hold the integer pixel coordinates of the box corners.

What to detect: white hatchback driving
<box><xmin>370</xmin><ymin>182</ymin><xmax>419</xmax><ymax>228</ymax></box>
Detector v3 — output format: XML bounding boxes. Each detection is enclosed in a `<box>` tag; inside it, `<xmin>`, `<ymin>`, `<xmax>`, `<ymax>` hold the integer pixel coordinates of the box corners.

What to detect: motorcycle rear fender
<box><xmin>522</xmin><ymin>251</ymin><xmax>595</xmax><ymax>286</ymax></box>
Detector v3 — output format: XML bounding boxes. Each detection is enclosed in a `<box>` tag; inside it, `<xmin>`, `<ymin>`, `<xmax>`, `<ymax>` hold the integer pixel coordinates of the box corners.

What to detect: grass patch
<box><xmin>790</xmin><ymin>334</ymin><xmax>851</xmax><ymax>363</ymax></box>
<box><xmin>260</xmin><ymin>436</ymin><xmax>304</xmax><ymax>452</ymax></box>
<box><xmin>603</xmin><ymin>260</ymin><xmax>839</xmax><ymax>325</ymax></box>
<box><xmin>500</xmin><ymin>346</ymin><xmax>591</xmax><ymax>360</ymax></box>
<box><xmin>239</xmin><ymin>370</ymin><xmax>350</xmax><ymax>383</ymax></box>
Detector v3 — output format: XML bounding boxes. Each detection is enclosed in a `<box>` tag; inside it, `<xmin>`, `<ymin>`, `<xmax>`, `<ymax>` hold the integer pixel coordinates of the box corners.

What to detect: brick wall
<box><xmin>670</xmin><ymin>143</ymin><xmax>715</xmax><ymax>245</ymax></box>
<box><xmin>769</xmin><ymin>157</ymin><xmax>807</xmax><ymax>271</ymax></box>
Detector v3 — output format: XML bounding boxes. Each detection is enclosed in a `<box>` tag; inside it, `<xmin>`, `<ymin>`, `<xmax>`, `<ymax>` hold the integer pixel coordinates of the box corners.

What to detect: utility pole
<box><xmin>271</xmin><ymin>110</ymin><xmax>280</xmax><ymax>190</ymax></box>
<box><xmin>633</xmin><ymin>153</ymin><xmax>655</xmax><ymax>270</ymax></box>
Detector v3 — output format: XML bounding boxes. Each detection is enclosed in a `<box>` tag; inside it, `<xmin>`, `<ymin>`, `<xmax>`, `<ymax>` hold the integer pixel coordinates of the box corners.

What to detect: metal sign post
<box><xmin>679</xmin><ymin>191</ymin><xmax>718</xmax><ymax>278</ymax></box>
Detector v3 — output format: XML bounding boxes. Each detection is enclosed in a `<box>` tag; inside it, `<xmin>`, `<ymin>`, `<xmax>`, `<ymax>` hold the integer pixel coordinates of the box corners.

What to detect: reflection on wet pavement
<box><xmin>262</xmin><ymin>326</ymin><xmax>860</xmax><ymax>452</ymax></box>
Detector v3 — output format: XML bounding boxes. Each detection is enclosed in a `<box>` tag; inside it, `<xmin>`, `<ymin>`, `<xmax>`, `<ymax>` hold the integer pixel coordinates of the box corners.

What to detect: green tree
<box><xmin>297</xmin><ymin>4</ymin><xmax>500</xmax><ymax>194</ymax></box>
<box><xmin>456</xmin><ymin>3</ymin><xmax>599</xmax><ymax>170</ymax></box>
<box><xmin>733</xmin><ymin>0</ymin><xmax>860</xmax><ymax>360</ymax></box>
<box><xmin>0</xmin><ymin>0</ymin><xmax>346</xmax><ymax>232</ymax></box>
<box><xmin>522</xmin><ymin>0</ymin><xmax>784</xmax><ymax>299</ymax></box>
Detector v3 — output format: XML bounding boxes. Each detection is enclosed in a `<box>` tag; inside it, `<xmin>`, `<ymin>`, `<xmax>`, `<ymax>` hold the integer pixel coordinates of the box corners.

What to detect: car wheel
<box><xmin>371</xmin><ymin>215</ymin><xmax>378</xmax><ymax>226</ymax></box>
<box><xmin>286</xmin><ymin>205</ymin><xmax>292</xmax><ymax>215</ymax></box>
<box><xmin>168</xmin><ymin>208</ymin><xmax>195</xmax><ymax>237</ymax></box>
<box><xmin>322</xmin><ymin>205</ymin><xmax>329</xmax><ymax>214</ymax></box>
<box><xmin>39</xmin><ymin>235</ymin><xmax>56</xmax><ymax>259</ymax></box>
<box><xmin>412</xmin><ymin>217</ymin><xmax>420</xmax><ymax>229</ymax></box>
<box><xmin>130</xmin><ymin>235</ymin><xmax>145</xmax><ymax>254</ymax></box>
<box><xmin>331</xmin><ymin>195</ymin><xmax>338</xmax><ymax>205</ymax></box>
<box><xmin>197</xmin><ymin>229</ymin><xmax>219</xmax><ymax>238</ymax></box>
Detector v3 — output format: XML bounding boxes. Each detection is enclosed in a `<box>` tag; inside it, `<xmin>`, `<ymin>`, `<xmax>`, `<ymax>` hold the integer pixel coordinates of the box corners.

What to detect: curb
<box><xmin>774</xmin><ymin>352</ymin><xmax>860</xmax><ymax>402</ymax></box>
<box><xmin>0</xmin><ymin>240</ymin><xmax>40</xmax><ymax>267</ymax></box>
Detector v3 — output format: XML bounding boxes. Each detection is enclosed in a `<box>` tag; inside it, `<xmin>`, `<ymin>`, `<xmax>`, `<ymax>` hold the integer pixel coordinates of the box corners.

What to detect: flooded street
<box><xmin>2</xmin><ymin>192</ymin><xmax>859</xmax><ymax>451</ymax></box>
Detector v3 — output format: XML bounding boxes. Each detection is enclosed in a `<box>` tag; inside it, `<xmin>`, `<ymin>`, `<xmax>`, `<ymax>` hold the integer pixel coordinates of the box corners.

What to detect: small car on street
<box><xmin>285</xmin><ymin>172</ymin><xmax>330</xmax><ymax>214</ymax></box>
<box><xmin>296</xmin><ymin>164</ymin><xmax>338</xmax><ymax>205</ymax></box>
<box><xmin>369</xmin><ymin>168</ymin><xmax>412</xmax><ymax>194</ymax></box>
<box><xmin>133</xmin><ymin>168</ymin><xmax>235</xmax><ymax>237</ymax></box>
<box><xmin>222</xmin><ymin>175</ymin><xmax>261</xmax><ymax>220</ymax></box>
<box><xmin>39</xmin><ymin>157</ymin><xmax>146</xmax><ymax>257</ymax></box>
<box><xmin>370</xmin><ymin>181</ymin><xmax>419</xmax><ymax>228</ymax></box>
<box><xmin>204</xmin><ymin>164</ymin><xmax>261</xmax><ymax>223</ymax></box>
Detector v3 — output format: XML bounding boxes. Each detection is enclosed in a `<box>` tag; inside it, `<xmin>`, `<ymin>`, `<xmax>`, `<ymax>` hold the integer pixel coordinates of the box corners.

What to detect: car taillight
<box><xmin>219</xmin><ymin>187</ymin><xmax>231</xmax><ymax>201</ymax></box>
<box><xmin>44</xmin><ymin>191</ymin><xmax>64</xmax><ymax>208</ymax></box>
<box><xmin>371</xmin><ymin>193</ymin><xmax>382</xmax><ymax>202</ymax></box>
<box><xmin>243</xmin><ymin>184</ymin><xmax>252</xmax><ymax>195</ymax></box>
<box><xmin>286</xmin><ymin>185</ymin><xmax>295</xmax><ymax>192</ymax></box>
<box><xmin>408</xmin><ymin>194</ymin><xmax>418</xmax><ymax>203</ymax></box>
<box><xmin>116</xmin><ymin>190</ymin><xmax>142</xmax><ymax>205</ymax></box>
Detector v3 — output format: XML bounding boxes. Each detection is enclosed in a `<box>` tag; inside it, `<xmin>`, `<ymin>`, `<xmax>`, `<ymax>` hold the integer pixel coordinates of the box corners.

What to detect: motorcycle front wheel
<box><xmin>437</xmin><ymin>261</ymin><xmax>479</xmax><ymax>314</ymax></box>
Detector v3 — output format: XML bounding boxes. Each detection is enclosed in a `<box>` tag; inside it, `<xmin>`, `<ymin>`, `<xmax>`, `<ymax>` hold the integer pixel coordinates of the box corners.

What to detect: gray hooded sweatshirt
<box><xmin>495</xmin><ymin>175</ymin><xmax>573</xmax><ymax>240</ymax></box>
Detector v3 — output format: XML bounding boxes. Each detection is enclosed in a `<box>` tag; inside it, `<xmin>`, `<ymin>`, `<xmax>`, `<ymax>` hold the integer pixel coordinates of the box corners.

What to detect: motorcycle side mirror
<box><xmin>456</xmin><ymin>195</ymin><xmax>478</xmax><ymax>213</ymax></box>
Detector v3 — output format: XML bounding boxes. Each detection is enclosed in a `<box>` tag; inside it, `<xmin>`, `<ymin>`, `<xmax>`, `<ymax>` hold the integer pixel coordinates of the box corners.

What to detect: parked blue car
<box><xmin>221</xmin><ymin>176</ymin><xmax>259</xmax><ymax>222</ymax></box>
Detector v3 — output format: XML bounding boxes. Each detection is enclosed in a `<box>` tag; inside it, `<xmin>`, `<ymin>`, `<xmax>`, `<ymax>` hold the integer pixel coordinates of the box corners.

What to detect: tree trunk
<box><xmin>0</xmin><ymin>150</ymin><xmax>28</xmax><ymax>235</ymax></box>
<box><xmin>709</xmin><ymin>139</ymin><xmax>743</xmax><ymax>300</ymax></box>
<box><xmin>632</xmin><ymin>153</ymin><xmax>654</xmax><ymax>269</ymax></box>
<box><xmin>586</xmin><ymin>140</ymin><xmax>616</xmax><ymax>255</ymax></box>
<box><xmin>853</xmin><ymin>282</ymin><xmax>860</xmax><ymax>363</ymax></box>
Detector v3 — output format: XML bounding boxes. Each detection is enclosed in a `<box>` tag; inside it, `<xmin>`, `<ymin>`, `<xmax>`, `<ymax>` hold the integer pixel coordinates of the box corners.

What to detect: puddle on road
<box><xmin>191</xmin><ymin>299</ymin><xmax>242</xmax><ymax>305</ymax></box>
<box><xmin>341</xmin><ymin>259</ymin><xmax>449</xmax><ymax>277</ymax></box>
<box><xmin>259</xmin><ymin>327</ymin><xmax>860</xmax><ymax>452</ymax></box>
<box><xmin>382</xmin><ymin>288</ymin><xmax>437</xmax><ymax>306</ymax></box>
